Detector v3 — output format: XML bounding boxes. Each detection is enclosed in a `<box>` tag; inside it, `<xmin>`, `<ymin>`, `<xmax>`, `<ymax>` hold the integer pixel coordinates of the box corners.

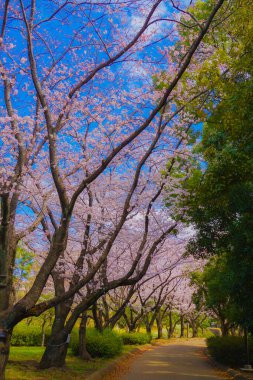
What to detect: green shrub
<box><xmin>120</xmin><ymin>332</ymin><xmax>151</xmax><ymax>345</ymax></box>
<box><xmin>70</xmin><ymin>328</ymin><xmax>123</xmax><ymax>358</ymax></box>
<box><xmin>207</xmin><ymin>336</ymin><xmax>253</xmax><ymax>367</ymax></box>
<box><xmin>11</xmin><ymin>323</ymin><xmax>50</xmax><ymax>346</ymax></box>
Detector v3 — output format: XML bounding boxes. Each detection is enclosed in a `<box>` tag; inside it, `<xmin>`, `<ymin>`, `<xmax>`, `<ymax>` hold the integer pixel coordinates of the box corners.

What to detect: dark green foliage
<box><xmin>181</xmin><ymin>12</ymin><xmax>253</xmax><ymax>328</ymax></box>
<box><xmin>190</xmin><ymin>255</ymin><xmax>240</xmax><ymax>333</ymax></box>
<box><xmin>120</xmin><ymin>332</ymin><xmax>151</xmax><ymax>345</ymax></box>
<box><xmin>70</xmin><ymin>328</ymin><xmax>123</xmax><ymax>358</ymax></box>
<box><xmin>207</xmin><ymin>336</ymin><xmax>253</xmax><ymax>367</ymax></box>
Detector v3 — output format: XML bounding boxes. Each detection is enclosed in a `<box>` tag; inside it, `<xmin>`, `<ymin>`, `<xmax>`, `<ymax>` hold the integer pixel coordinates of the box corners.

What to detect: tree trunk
<box><xmin>0</xmin><ymin>212</ymin><xmax>16</xmax><ymax>380</ymax></box>
<box><xmin>39</xmin><ymin>270</ymin><xmax>74</xmax><ymax>369</ymax></box>
<box><xmin>230</xmin><ymin>326</ymin><xmax>236</xmax><ymax>336</ymax></box>
<box><xmin>145</xmin><ymin>316</ymin><xmax>152</xmax><ymax>335</ymax></box>
<box><xmin>0</xmin><ymin>327</ymin><xmax>11</xmax><ymax>380</ymax></box>
<box><xmin>167</xmin><ymin>311</ymin><xmax>173</xmax><ymax>338</ymax></box>
<box><xmin>129</xmin><ymin>310</ymin><xmax>135</xmax><ymax>332</ymax></box>
<box><xmin>220</xmin><ymin>320</ymin><xmax>229</xmax><ymax>337</ymax></box>
<box><xmin>157</xmin><ymin>322</ymin><xmax>163</xmax><ymax>339</ymax></box>
<box><xmin>102</xmin><ymin>296</ymin><xmax>110</xmax><ymax>327</ymax></box>
<box><xmin>129</xmin><ymin>323</ymin><xmax>136</xmax><ymax>332</ymax></box>
<box><xmin>180</xmin><ymin>315</ymin><xmax>185</xmax><ymax>338</ymax></box>
<box><xmin>191</xmin><ymin>322</ymin><xmax>198</xmax><ymax>338</ymax></box>
<box><xmin>0</xmin><ymin>294</ymin><xmax>13</xmax><ymax>379</ymax></box>
<box><xmin>108</xmin><ymin>307</ymin><xmax>126</xmax><ymax>329</ymax></box>
<box><xmin>41</xmin><ymin>320</ymin><xmax>46</xmax><ymax>347</ymax></box>
<box><xmin>79</xmin><ymin>312</ymin><xmax>91</xmax><ymax>360</ymax></box>
<box><xmin>39</xmin><ymin>330</ymin><xmax>69</xmax><ymax>368</ymax></box>
<box><xmin>39</xmin><ymin>313</ymin><xmax>69</xmax><ymax>369</ymax></box>
<box><xmin>156</xmin><ymin>312</ymin><xmax>163</xmax><ymax>339</ymax></box>
<box><xmin>167</xmin><ymin>313</ymin><xmax>178</xmax><ymax>339</ymax></box>
<box><xmin>41</xmin><ymin>330</ymin><xmax>46</xmax><ymax>347</ymax></box>
<box><xmin>244</xmin><ymin>326</ymin><xmax>250</xmax><ymax>365</ymax></box>
<box><xmin>239</xmin><ymin>326</ymin><xmax>244</xmax><ymax>337</ymax></box>
<box><xmin>92</xmin><ymin>303</ymin><xmax>103</xmax><ymax>332</ymax></box>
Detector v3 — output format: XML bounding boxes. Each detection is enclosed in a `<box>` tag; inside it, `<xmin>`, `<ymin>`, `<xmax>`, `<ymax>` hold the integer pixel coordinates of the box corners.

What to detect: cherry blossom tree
<box><xmin>39</xmin><ymin>168</ymin><xmax>184</xmax><ymax>368</ymax></box>
<box><xmin>170</xmin><ymin>275</ymin><xmax>207</xmax><ymax>338</ymax></box>
<box><xmin>0</xmin><ymin>0</ymin><xmax>226</xmax><ymax>376</ymax></box>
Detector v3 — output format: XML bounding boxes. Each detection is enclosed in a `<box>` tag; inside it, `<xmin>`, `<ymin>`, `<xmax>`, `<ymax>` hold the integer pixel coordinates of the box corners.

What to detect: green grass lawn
<box><xmin>6</xmin><ymin>345</ymin><xmax>137</xmax><ymax>380</ymax></box>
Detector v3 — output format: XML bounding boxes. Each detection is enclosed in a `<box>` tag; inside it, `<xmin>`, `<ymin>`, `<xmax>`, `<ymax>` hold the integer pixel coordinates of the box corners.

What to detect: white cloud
<box><xmin>129</xmin><ymin>2</ymin><xmax>170</xmax><ymax>38</ymax></box>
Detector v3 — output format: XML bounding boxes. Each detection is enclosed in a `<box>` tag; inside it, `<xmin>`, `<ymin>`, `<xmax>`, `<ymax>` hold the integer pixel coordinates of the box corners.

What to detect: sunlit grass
<box><xmin>6</xmin><ymin>346</ymin><xmax>109</xmax><ymax>379</ymax></box>
<box><xmin>6</xmin><ymin>344</ymin><xmax>139</xmax><ymax>379</ymax></box>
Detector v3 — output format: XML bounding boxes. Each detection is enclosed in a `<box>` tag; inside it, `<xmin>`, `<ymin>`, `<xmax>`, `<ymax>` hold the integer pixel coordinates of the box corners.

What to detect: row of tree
<box><xmin>0</xmin><ymin>0</ymin><xmax>249</xmax><ymax>378</ymax></box>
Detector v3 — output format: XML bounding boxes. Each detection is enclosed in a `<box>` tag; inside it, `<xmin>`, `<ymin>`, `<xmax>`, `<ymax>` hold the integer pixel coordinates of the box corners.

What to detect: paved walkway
<box><xmin>122</xmin><ymin>338</ymin><xmax>229</xmax><ymax>380</ymax></box>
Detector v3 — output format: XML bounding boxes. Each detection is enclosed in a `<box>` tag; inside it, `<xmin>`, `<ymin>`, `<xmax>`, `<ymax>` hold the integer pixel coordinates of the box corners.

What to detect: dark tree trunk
<box><xmin>244</xmin><ymin>326</ymin><xmax>250</xmax><ymax>365</ymax></box>
<box><xmin>0</xmin><ymin>327</ymin><xmax>11</xmax><ymax>380</ymax></box>
<box><xmin>239</xmin><ymin>326</ymin><xmax>244</xmax><ymax>337</ymax></box>
<box><xmin>92</xmin><ymin>303</ymin><xmax>103</xmax><ymax>332</ymax></box>
<box><xmin>180</xmin><ymin>316</ymin><xmax>185</xmax><ymax>338</ymax></box>
<box><xmin>230</xmin><ymin>326</ymin><xmax>236</xmax><ymax>336</ymax></box>
<box><xmin>168</xmin><ymin>311</ymin><xmax>173</xmax><ymax>338</ymax></box>
<box><xmin>145</xmin><ymin>322</ymin><xmax>151</xmax><ymax>334</ymax></box>
<box><xmin>129</xmin><ymin>323</ymin><xmax>136</xmax><ymax>332</ymax></box>
<box><xmin>39</xmin><ymin>333</ymin><xmax>69</xmax><ymax>368</ymax></box>
<box><xmin>39</xmin><ymin>271</ymin><xmax>72</xmax><ymax>369</ymax></box>
<box><xmin>0</xmin><ymin>209</ymin><xmax>17</xmax><ymax>380</ymax></box>
<box><xmin>79</xmin><ymin>312</ymin><xmax>91</xmax><ymax>360</ymax></box>
<box><xmin>191</xmin><ymin>322</ymin><xmax>198</xmax><ymax>338</ymax></box>
<box><xmin>220</xmin><ymin>320</ymin><xmax>229</xmax><ymax>337</ymax></box>
<box><xmin>156</xmin><ymin>322</ymin><xmax>163</xmax><ymax>339</ymax></box>
<box><xmin>145</xmin><ymin>315</ymin><xmax>154</xmax><ymax>335</ymax></box>
<box><xmin>145</xmin><ymin>313</ymin><xmax>156</xmax><ymax>335</ymax></box>
<box><xmin>107</xmin><ymin>306</ymin><xmax>127</xmax><ymax>329</ymax></box>
<box><xmin>167</xmin><ymin>313</ymin><xmax>178</xmax><ymax>339</ymax></box>
<box><xmin>39</xmin><ymin>312</ymin><xmax>69</xmax><ymax>369</ymax></box>
<box><xmin>156</xmin><ymin>311</ymin><xmax>163</xmax><ymax>339</ymax></box>
<box><xmin>102</xmin><ymin>296</ymin><xmax>110</xmax><ymax>327</ymax></box>
<box><xmin>39</xmin><ymin>329</ymin><xmax>69</xmax><ymax>368</ymax></box>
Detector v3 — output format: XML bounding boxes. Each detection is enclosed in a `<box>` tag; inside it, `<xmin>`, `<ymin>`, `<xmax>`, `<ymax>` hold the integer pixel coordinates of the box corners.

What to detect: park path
<box><xmin>121</xmin><ymin>338</ymin><xmax>229</xmax><ymax>380</ymax></box>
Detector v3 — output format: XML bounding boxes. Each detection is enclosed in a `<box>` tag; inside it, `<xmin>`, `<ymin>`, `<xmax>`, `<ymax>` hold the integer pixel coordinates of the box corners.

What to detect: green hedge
<box><xmin>120</xmin><ymin>332</ymin><xmax>151</xmax><ymax>345</ymax></box>
<box><xmin>207</xmin><ymin>336</ymin><xmax>253</xmax><ymax>367</ymax></box>
<box><xmin>11</xmin><ymin>323</ymin><xmax>50</xmax><ymax>346</ymax></box>
<box><xmin>70</xmin><ymin>328</ymin><xmax>123</xmax><ymax>358</ymax></box>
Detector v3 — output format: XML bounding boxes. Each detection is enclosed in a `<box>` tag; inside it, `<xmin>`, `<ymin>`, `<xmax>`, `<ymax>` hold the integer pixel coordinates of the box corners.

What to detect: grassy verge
<box><xmin>6</xmin><ymin>336</ymin><xmax>180</xmax><ymax>379</ymax></box>
<box><xmin>6</xmin><ymin>345</ymin><xmax>138</xmax><ymax>380</ymax></box>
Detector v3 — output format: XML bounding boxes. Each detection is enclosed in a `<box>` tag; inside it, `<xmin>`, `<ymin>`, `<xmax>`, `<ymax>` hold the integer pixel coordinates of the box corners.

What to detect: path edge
<box><xmin>86</xmin><ymin>344</ymin><xmax>153</xmax><ymax>380</ymax></box>
<box><xmin>204</xmin><ymin>348</ymin><xmax>248</xmax><ymax>380</ymax></box>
